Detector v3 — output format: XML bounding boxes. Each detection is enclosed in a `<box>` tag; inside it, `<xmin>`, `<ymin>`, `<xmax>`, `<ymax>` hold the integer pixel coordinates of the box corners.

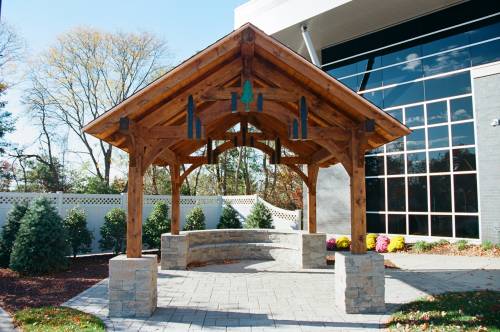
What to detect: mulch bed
<box><xmin>0</xmin><ymin>255</ymin><xmax>110</xmax><ymax>314</ymax></box>
<box><xmin>325</xmin><ymin>255</ymin><xmax>399</xmax><ymax>269</ymax></box>
<box><xmin>405</xmin><ymin>243</ymin><xmax>500</xmax><ymax>257</ymax></box>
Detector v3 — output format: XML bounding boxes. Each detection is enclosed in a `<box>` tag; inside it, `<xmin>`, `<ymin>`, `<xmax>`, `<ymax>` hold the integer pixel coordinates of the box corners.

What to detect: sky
<box><xmin>1</xmin><ymin>0</ymin><xmax>247</xmax><ymax>150</ymax></box>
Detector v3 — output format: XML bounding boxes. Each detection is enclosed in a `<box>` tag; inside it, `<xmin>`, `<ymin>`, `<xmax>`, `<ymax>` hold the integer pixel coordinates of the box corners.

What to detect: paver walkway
<box><xmin>64</xmin><ymin>255</ymin><xmax>500</xmax><ymax>332</ymax></box>
<box><xmin>0</xmin><ymin>307</ymin><xmax>18</xmax><ymax>332</ymax></box>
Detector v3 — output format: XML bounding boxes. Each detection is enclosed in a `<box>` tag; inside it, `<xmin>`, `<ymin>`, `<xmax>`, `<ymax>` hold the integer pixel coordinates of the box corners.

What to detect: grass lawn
<box><xmin>387</xmin><ymin>291</ymin><xmax>500</xmax><ymax>331</ymax></box>
<box><xmin>14</xmin><ymin>307</ymin><xmax>105</xmax><ymax>332</ymax></box>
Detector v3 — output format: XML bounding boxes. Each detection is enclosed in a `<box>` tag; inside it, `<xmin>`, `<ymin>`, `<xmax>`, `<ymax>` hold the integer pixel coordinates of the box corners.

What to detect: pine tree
<box><xmin>183</xmin><ymin>206</ymin><xmax>206</xmax><ymax>231</ymax></box>
<box><xmin>245</xmin><ymin>201</ymin><xmax>274</xmax><ymax>229</ymax></box>
<box><xmin>217</xmin><ymin>204</ymin><xmax>242</xmax><ymax>229</ymax></box>
<box><xmin>0</xmin><ymin>201</ymin><xmax>29</xmax><ymax>267</ymax></box>
<box><xmin>63</xmin><ymin>207</ymin><xmax>93</xmax><ymax>258</ymax></box>
<box><xmin>143</xmin><ymin>201</ymin><xmax>171</xmax><ymax>249</ymax></box>
<box><xmin>10</xmin><ymin>197</ymin><xmax>69</xmax><ymax>275</ymax></box>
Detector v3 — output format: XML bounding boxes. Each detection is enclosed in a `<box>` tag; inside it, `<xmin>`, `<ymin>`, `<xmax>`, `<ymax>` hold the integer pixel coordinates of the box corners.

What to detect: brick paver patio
<box><xmin>64</xmin><ymin>255</ymin><xmax>500</xmax><ymax>331</ymax></box>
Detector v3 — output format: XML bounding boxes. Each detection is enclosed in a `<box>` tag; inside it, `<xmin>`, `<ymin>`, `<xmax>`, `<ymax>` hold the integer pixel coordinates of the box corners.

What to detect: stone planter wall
<box><xmin>161</xmin><ymin>229</ymin><xmax>326</xmax><ymax>270</ymax></box>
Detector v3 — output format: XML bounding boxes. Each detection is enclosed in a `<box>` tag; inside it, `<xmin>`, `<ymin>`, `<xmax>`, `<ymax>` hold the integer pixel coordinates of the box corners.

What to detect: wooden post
<box><xmin>350</xmin><ymin>128</ymin><xmax>367</xmax><ymax>254</ymax></box>
<box><xmin>307</xmin><ymin>164</ymin><xmax>319</xmax><ymax>234</ymax></box>
<box><xmin>127</xmin><ymin>148</ymin><xmax>144</xmax><ymax>258</ymax></box>
<box><xmin>170</xmin><ymin>163</ymin><xmax>181</xmax><ymax>235</ymax></box>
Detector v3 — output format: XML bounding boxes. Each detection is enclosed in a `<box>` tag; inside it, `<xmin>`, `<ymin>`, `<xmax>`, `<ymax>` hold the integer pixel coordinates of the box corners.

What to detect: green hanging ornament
<box><xmin>240</xmin><ymin>79</ymin><xmax>254</xmax><ymax>112</ymax></box>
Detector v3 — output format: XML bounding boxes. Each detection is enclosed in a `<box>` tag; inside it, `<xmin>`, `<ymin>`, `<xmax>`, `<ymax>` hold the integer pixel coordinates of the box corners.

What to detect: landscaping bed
<box><xmin>0</xmin><ymin>254</ymin><xmax>109</xmax><ymax>314</ymax></box>
<box><xmin>387</xmin><ymin>291</ymin><xmax>500</xmax><ymax>332</ymax></box>
<box><xmin>405</xmin><ymin>240</ymin><xmax>500</xmax><ymax>257</ymax></box>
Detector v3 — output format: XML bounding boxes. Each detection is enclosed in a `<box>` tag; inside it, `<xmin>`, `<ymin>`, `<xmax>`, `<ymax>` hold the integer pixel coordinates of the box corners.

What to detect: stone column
<box><xmin>335</xmin><ymin>251</ymin><xmax>385</xmax><ymax>313</ymax></box>
<box><xmin>161</xmin><ymin>233</ymin><xmax>188</xmax><ymax>269</ymax></box>
<box><xmin>300</xmin><ymin>232</ymin><xmax>326</xmax><ymax>269</ymax></box>
<box><xmin>109</xmin><ymin>254</ymin><xmax>157</xmax><ymax>317</ymax></box>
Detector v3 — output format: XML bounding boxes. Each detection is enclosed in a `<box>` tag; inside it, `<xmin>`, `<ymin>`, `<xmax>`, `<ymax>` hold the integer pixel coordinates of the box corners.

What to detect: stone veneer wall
<box><xmin>161</xmin><ymin>229</ymin><xmax>326</xmax><ymax>270</ymax></box>
<box><xmin>108</xmin><ymin>254</ymin><xmax>157</xmax><ymax>317</ymax></box>
<box><xmin>334</xmin><ymin>251</ymin><xmax>385</xmax><ymax>313</ymax></box>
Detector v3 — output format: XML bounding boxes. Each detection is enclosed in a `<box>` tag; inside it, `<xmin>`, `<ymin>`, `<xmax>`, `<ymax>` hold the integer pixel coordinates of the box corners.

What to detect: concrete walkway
<box><xmin>0</xmin><ymin>307</ymin><xmax>18</xmax><ymax>332</ymax></box>
<box><xmin>64</xmin><ymin>254</ymin><xmax>500</xmax><ymax>332</ymax></box>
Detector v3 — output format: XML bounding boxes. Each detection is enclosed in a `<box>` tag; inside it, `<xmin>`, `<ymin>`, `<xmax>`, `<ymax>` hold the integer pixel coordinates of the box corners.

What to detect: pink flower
<box><xmin>375</xmin><ymin>235</ymin><xmax>390</xmax><ymax>253</ymax></box>
<box><xmin>326</xmin><ymin>238</ymin><xmax>336</xmax><ymax>251</ymax></box>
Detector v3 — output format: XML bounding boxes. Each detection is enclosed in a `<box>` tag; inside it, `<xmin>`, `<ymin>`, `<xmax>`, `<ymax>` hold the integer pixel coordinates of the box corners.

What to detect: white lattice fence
<box><xmin>0</xmin><ymin>192</ymin><xmax>301</xmax><ymax>252</ymax></box>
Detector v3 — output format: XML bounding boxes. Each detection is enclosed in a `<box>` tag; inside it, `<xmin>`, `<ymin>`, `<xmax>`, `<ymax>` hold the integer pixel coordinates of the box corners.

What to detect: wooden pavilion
<box><xmin>83</xmin><ymin>23</ymin><xmax>410</xmax><ymax>258</ymax></box>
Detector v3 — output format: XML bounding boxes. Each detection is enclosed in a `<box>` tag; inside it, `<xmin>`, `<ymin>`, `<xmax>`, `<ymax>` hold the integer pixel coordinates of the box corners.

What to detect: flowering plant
<box><xmin>336</xmin><ymin>236</ymin><xmax>350</xmax><ymax>249</ymax></box>
<box><xmin>375</xmin><ymin>235</ymin><xmax>390</xmax><ymax>253</ymax></box>
<box><xmin>388</xmin><ymin>236</ymin><xmax>405</xmax><ymax>252</ymax></box>
<box><xmin>366</xmin><ymin>233</ymin><xmax>377</xmax><ymax>250</ymax></box>
<box><xmin>326</xmin><ymin>238</ymin><xmax>336</xmax><ymax>251</ymax></box>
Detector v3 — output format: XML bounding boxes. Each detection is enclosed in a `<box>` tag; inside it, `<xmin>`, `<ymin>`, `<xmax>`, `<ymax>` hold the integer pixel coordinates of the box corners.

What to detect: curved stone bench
<box><xmin>161</xmin><ymin>229</ymin><xmax>326</xmax><ymax>270</ymax></box>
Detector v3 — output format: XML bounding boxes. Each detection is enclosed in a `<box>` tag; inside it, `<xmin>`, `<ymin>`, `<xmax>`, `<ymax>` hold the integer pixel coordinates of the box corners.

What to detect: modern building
<box><xmin>235</xmin><ymin>0</ymin><xmax>500</xmax><ymax>243</ymax></box>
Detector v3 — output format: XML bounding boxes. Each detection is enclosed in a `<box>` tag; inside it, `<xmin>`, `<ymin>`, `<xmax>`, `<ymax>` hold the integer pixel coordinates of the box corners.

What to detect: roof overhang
<box><xmin>234</xmin><ymin>0</ymin><xmax>466</xmax><ymax>62</ymax></box>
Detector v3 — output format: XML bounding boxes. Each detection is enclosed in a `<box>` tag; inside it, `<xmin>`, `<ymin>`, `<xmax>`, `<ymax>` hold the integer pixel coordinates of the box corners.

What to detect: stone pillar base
<box><xmin>300</xmin><ymin>233</ymin><xmax>327</xmax><ymax>269</ymax></box>
<box><xmin>335</xmin><ymin>251</ymin><xmax>385</xmax><ymax>313</ymax></box>
<box><xmin>108</xmin><ymin>254</ymin><xmax>157</xmax><ymax>318</ymax></box>
<box><xmin>161</xmin><ymin>233</ymin><xmax>188</xmax><ymax>269</ymax></box>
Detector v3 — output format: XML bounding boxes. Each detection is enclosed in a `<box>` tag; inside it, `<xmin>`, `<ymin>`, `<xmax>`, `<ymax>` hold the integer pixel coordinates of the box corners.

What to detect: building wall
<box><xmin>473</xmin><ymin>67</ymin><xmax>500</xmax><ymax>243</ymax></box>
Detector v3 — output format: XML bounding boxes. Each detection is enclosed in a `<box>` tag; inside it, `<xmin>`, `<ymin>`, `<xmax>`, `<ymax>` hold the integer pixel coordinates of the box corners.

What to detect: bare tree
<box><xmin>25</xmin><ymin>27</ymin><xmax>170</xmax><ymax>186</ymax></box>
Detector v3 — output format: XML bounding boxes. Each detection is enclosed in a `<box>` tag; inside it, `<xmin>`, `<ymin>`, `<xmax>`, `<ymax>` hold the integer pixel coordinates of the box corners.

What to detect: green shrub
<box><xmin>0</xmin><ymin>202</ymin><xmax>29</xmax><ymax>267</ymax></box>
<box><xmin>481</xmin><ymin>241</ymin><xmax>493</xmax><ymax>251</ymax></box>
<box><xmin>143</xmin><ymin>201</ymin><xmax>170</xmax><ymax>249</ymax></box>
<box><xmin>388</xmin><ymin>236</ymin><xmax>405</xmax><ymax>252</ymax></box>
<box><xmin>413</xmin><ymin>240</ymin><xmax>433</xmax><ymax>253</ymax></box>
<box><xmin>336</xmin><ymin>236</ymin><xmax>350</xmax><ymax>249</ymax></box>
<box><xmin>99</xmin><ymin>208</ymin><xmax>126</xmax><ymax>254</ymax></box>
<box><xmin>183</xmin><ymin>206</ymin><xmax>206</xmax><ymax>231</ymax></box>
<box><xmin>10</xmin><ymin>197</ymin><xmax>69</xmax><ymax>275</ymax></box>
<box><xmin>456</xmin><ymin>239</ymin><xmax>468</xmax><ymax>251</ymax></box>
<box><xmin>366</xmin><ymin>233</ymin><xmax>377</xmax><ymax>250</ymax></box>
<box><xmin>436</xmin><ymin>239</ymin><xmax>451</xmax><ymax>246</ymax></box>
<box><xmin>217</xmin><ymin>204</ymin><xmax>242</xmax><ymax>229</ymax></box>
<box><xmin>245</xmin><ymin>201</ymin><xmax>273</xmax><ymax>229</ymax></box>
<box><xmin>63</xmin><ymin>207</ymin><xmax>93</xmax><ymax>258</ymax></box>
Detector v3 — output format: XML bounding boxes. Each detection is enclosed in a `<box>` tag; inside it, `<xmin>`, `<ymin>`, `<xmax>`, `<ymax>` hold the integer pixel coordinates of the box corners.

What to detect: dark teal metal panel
<box><xmin>187</xmin><ymin>95</ymin><xmax>194</xmax><ymax>139</ymax></box>
<box><xmin>300</xmin><ymin>96</ymin><xmax>308</xmax><ymax>139</ymax></box>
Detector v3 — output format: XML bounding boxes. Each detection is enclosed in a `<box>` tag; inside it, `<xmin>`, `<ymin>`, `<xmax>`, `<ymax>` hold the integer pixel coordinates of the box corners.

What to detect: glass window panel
<box><xmin>365</xmin><ymin>156</ymin><xmax>384</xmax><ymax>176</ymax></box>
<box><xmin>455</xmin><ymin>215</ymin><xmax>479</xmax><ymax>239</ymax></box>
<box><xmin>367</xmin><ymin>213</ymin><xmax>386</xmax><ymax>233</ymax></box>
<box><xmin>383</xmin><ymin>81</ymin><xmax>424</xmax><ymax>108</ymax></box>
<box><xmin>358</xmin><ymin>70</ymin><xmax>383</xmax><ymax>90</ymax></box>
<box><xmin>470</xmin><ymin>39</ymin><xmax>500</xmax><ymax>66</ymax></box>
<box><xmin>422</xmin><ymin>33</ymin><xmax>470</xmax><ymax>55</ymax></box>
<box><xmin>358</xmin><ymin>57</ymin><xmax>382</xmax><ymax>72</ymax></box>
<box><xmin>382</xmin><ymin>45</ymin><xmax>422</xmax><ymax>66</ymax></box>
<box><xmin>387</xmin><ymin>177</ymin><xmax>405</xmax><ymax>211</ymax></box>
<box><xmin>426</xmin><ymin>101</ymin><xmax>448</xmax><ymax>125</ymax></box>
<box><xmin>430</xmin><ymin>175</ymin><xmax>451</xmax><ymax>212</ymax></box>
<box><xmin>366</xmin><ymin>178</ymin><xmax>385</xmax><ymax>211</ymax></box>
<box><xmin>406</xmin><ymin>128</ymin><xmax>425</xmax><ymax>151</ymax></box>
<box><xmin>407</xmin><ymin>152</ymin><xmax>426</xmax><ymax>174</ymax></box>
<box><xmin>450</xmin><ymin>97</ymin><xmax>473</xmax><ymax>121</ymax></box>
<box><xmin>425</xmin><ymin>71</ymin><xmax>471</xmax><ymax>101</ymax></box>
<box><xmin>452</xmin><ymin>122</ymin><xmax>475</xmax><ymax>146</ymax></box>
<box><xmin>453</xmin><ymin>148</ymin><xmax>476</xmax><ymax>171</ymax></box>
<box><xmin>327</xmin><ymin>62</ymin><xmax>357</xmax><ymax>78</ymax></box>
<box><xmin>387</xmin><ymin>154</ymin><xmax>404</xmax><ymax>175</ymax></box>
<box><xmin>429</xmin><ymin>150</ymin><xmax>450</xmax><ymax>173</ymax></box>
<box><xmin>367</xmin><ymin>146</ymin><xmax>384</xmax><ymax>155</ymax></box>
<box><xmin>386</xmin><ymin>137</ymin><xmax>404</xmax><ymax>152</ymax></box>
<box><xmin>405</xmin><ymin>105</ymin><xmax>425</xmax><ymax>127</ymax></box>
<box><xmin>409</xmin><ymin>215</ymin><xmax>428</xmax><ymax>235</ymax></box>
<box><xmin>383</xmin><ymin>60</ymin><xmax>423</xmax><ymax>85</ymax></box>
<box><xmin>408</xmin><ymin>176</ymin><xmax>427</xmax><ymax>212</ymax></box>
<box><xmin>339</xmin><ymin>76</ymin><xmax>360</xmax><ymax>91</ymax></box>
<box><xmin>361</xmin><ymin>90</ymin><xmax>384</xmax><ymax>108</ymax></box>
<box><xmin>454</xmin><ymin>174</ymin><xmax>478</xmax><ymax>213</ymax></box>
<box><xmin>388</xmin><ymin>214</ymin><xmax>406</xmax><ymax>234</ymax></box>
<box><xmin>428</xmin><ymin>125</ymin><xmax>449</xmax><ymax>149</ymax></box>
<box><xmin>431</xmin><ymin>215</ymin><xmax>453</xmax><ymax>237</ymax></box>
<box><xmin>468</xmin><ymin>20</ymin><xmax>500</xmax><ymax>43</ymax></box>
<box><xmin>387</xmin><ymin>109</ymin><xmax>403</xmax><ymax>123</ymax></box>
<box><xmin>423</xmin><ymin>49</ymin><xmax>470</xmax><ymax>77</ymax></box>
